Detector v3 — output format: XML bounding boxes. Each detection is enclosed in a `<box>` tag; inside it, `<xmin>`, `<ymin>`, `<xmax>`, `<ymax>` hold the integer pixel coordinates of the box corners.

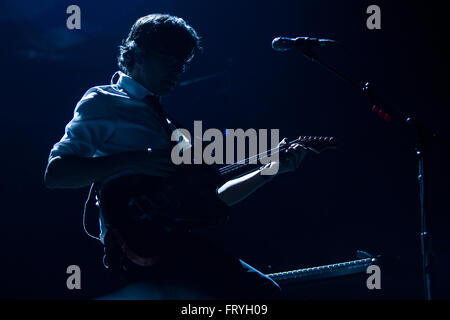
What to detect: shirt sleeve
<box><xmin>48</xmin><ymin>88</ymin><xmax>117</xmax><ymax>162</ymax></box>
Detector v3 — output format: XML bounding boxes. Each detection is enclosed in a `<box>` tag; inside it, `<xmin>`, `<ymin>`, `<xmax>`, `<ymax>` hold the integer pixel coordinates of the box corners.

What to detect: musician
<box><xmin>44</xmin><ymin>13</ymin><xmax>305</xmax><ymax>299</ymax></box>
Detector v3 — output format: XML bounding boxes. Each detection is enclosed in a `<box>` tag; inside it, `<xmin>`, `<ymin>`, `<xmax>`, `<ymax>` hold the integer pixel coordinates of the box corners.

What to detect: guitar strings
<box><xmin>218</xmin><ymin>137</ymin><xmax>306</xmax><ymax>176</ymax></box>
<box><xmin>218</xmin><ymin>144</ymin><xmax>286</xmax><ymax>176</ymax></box>
<box><xmin>218</xmin><ymin>136</ymin><xmax>332</xmax><ymax>176</ymax></box>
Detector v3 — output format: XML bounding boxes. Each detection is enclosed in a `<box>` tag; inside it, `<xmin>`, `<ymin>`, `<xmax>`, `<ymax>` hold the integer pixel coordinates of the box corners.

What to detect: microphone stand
<box><xmin>292</xmin><ymin>45</ymin><xmax>450</xmax><ymax>300</ymax></box>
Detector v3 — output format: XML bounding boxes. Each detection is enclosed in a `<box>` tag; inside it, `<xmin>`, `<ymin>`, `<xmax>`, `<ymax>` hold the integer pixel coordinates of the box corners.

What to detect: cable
<box><xmin>83</xmin><ymin>183</ymin><xmax>101</xmax><ymax>241</ymax></box>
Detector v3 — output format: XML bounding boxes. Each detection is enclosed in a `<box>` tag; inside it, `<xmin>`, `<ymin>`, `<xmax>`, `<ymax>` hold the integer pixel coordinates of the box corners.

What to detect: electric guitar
<box><xmin>97</xmin><ymin>136</ymin><xmax>336</xmax><ymax>258</ymax></box>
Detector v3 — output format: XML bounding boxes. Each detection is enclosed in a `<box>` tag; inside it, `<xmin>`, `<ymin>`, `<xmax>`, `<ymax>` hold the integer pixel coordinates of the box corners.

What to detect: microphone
<box><xmin>272</xmin><ymin>36</ymin><xmax>337</xmax><ymax>52</ymax></box>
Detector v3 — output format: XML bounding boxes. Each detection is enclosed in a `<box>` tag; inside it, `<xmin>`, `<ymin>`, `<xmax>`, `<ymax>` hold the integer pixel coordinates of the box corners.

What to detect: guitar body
<box><xmin>97</xmin><ymin>164</ymin><xmax>230</xmax><ymax>257</ymax></box>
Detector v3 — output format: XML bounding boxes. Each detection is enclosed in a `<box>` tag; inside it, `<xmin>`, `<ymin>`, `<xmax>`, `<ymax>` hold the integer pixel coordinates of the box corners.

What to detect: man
<box><xmin>45</xmin><ymin>13</ymin><xmax>305</xmax><ymax>299</ymax></box>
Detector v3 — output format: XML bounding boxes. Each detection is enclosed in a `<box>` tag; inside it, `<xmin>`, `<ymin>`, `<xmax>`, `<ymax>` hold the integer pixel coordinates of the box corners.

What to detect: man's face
<box><xmin>134</xmin><ymin>50</ymin><xmax>190</xmax><ymax>96</ymax></box>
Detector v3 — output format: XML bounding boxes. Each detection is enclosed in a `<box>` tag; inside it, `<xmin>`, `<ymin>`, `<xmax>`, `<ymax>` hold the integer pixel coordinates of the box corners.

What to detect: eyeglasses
<box><xmin>148</xmin><ymin>50</ymin><xmax>193</xmax><ymax>72</ymax></box>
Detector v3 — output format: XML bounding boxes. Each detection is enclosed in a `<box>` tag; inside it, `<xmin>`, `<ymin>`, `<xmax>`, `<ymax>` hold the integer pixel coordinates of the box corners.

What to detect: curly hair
<box><xmin>117</xmin><ymin>13</ymin><xmax>202</xmax><ymax>75</ymax></box>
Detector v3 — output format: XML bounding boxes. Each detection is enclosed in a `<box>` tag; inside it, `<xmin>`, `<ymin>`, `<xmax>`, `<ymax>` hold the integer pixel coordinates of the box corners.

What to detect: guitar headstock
<box><xmin>295</xmin><ymin>136</ymin><xmax>336</xmax><ymax>154</ymax></box>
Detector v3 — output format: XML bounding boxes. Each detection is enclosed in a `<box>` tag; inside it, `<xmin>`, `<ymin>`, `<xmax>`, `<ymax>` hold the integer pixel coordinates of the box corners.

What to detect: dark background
<box><xmin>0</xmin><ymin>0</ymin><xmax>449</xmax><ymax>299</ymax></box>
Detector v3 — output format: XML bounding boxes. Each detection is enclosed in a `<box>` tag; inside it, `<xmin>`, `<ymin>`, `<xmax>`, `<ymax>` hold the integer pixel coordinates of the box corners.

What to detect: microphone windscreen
<box><xmin>272</xmin><ymin>37</ymin><xmax>294</xmax><ymax>51</ymax></box>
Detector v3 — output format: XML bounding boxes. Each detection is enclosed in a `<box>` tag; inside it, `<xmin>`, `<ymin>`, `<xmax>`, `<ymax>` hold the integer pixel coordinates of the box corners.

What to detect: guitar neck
<box><xmin>217</xmin><ymin>141</ymin><xmax>290</xmax><ymax>181</ymax></box>
<box><xmin>217</xmin><ymin>136</ymin><xmax>335</xmax><ymax>181</ymax></box>
<box><xmin>266</xmin><ymin>257</ymin><xmax>377</xmax><ymax>285</ymax></box>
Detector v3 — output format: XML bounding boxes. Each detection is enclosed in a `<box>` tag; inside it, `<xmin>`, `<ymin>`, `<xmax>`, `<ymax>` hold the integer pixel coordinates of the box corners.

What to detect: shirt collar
<box><xmin>115</xmin><ymin>71</ymin><xmax>159</xmax><ymax>101</ymax></box>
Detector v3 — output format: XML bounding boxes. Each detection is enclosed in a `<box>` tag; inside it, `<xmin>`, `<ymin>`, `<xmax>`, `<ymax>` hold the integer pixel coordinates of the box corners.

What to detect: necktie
<box><xmin>142</xmin><ymin>94</ymin><xmax>188</xmax><ymax>153</ymax></box>
<box><xmin>142</xmin><ymin>94</ymin><xmax>179</xmax><ymax>140</ymax></box>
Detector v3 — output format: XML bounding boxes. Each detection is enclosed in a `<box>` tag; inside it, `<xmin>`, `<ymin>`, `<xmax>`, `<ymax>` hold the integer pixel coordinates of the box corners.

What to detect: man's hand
<box><xmin>279</xmin><ymin>138</ymin><xmax>307</xmax><ymax>174</ymax></box>
<box><xmin>218</xmin><ymin>137</ymin><xmax>306</xmax><ymax>205</ymax></box>
<box><xmin>275</xmin><ymin>137</ymin><xmax>307</xmax><ymax>175</ymax></box>
<box><xmin>217</xmin><ymin>136</ymin><xmax>335</xmax><ymax>206</ymax></box>
<box><xmin>260</xmin><ymin>137</ymin><xmax>307</xmax><ymax>177</ymax></box>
